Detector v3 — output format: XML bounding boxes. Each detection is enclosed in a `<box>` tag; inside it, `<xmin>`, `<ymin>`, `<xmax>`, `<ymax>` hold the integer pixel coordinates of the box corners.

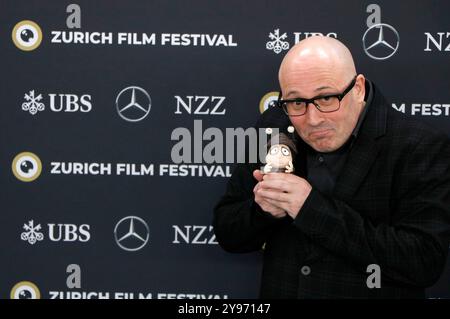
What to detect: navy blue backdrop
<box><xmin>1</xmin><ymin>0</ymin><xmax>449</xmax><ymax>299</ymax></box>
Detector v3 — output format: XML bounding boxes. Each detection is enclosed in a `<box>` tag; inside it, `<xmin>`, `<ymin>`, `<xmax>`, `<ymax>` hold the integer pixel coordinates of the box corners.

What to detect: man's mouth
<box><xmin>309</xmin><ymin>129</ymin><xmax>332</xmax><ymax>139</ymax></box>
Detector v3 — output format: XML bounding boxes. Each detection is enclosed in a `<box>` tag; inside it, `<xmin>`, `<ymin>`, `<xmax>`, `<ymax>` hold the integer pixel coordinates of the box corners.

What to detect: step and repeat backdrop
<box><xmin>1</xmin><ymin>0</ymin><xmax>449</xmax><ymax>299</ymax></box>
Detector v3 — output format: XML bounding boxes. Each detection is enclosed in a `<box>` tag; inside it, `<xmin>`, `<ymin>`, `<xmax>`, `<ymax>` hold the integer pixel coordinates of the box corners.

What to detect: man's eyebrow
<box><xmin>285</xmin><ymin>86</ymin><xmax>335</xmax><ymax>98</ymax></box>
<box><xmin>314</xmin><ymin>86</ymin><xmax>334</xmax><ymax>92</ymax></box>
<box><xmin>285</xmin><ymin>90</ymin><xmax>299</xmax><ymax>97</ymax></box>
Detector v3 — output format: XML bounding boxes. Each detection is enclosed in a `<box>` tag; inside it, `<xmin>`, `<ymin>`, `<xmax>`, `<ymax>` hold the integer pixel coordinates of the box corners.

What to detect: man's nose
<box><xmin>305</xmin><ymin>102</ymin><xmax>324</xmax><ymax>126</ymax></box>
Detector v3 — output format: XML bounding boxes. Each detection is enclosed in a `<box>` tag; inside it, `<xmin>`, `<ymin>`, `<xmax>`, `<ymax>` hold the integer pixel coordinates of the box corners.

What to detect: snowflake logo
<box><xmin>21</xmin><ymin>220</ymin><xmax>44</xmax><ymax>245</ymax></box>
<box><xmin>266</xmin><ymin>29</ymin><xmax>290</xmax><ymax>54</ymax></box>
<box><xmin>22</xmin><ymin>90</ymin><xmax>45</xmax><ymax>115</ymax></box>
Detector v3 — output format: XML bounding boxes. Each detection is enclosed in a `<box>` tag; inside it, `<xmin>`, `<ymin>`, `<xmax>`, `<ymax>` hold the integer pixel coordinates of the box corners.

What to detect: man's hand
<box><xmin>253</xmin><ymin>170</ymin><xmax>286</xmax><ymax>218</ymax></box>
<box><xmin>254</xmin><ymin>171</ymin><xmax>312</xmax><ymax>219</ymax></box>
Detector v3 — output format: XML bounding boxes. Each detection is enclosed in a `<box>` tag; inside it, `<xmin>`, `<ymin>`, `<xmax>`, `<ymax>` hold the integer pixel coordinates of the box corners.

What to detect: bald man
<box><xmin>214</xmin><ymin>37</ymin><xmax>450</xmax><ymax>298</ymax></box>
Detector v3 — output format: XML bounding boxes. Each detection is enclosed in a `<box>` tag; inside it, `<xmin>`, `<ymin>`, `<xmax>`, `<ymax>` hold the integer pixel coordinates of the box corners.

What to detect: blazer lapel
<box><xmin>333</xmin><ymin>132</ymin><xmax>380</xmax><ymax>199</ymax></box>
<box><xmin>333</xmin><ymin>86</ymin><xmax>388</xmax><ymax>200</ymax></box>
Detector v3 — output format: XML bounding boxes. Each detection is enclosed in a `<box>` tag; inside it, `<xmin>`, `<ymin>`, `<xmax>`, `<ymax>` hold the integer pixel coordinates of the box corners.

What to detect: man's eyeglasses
<box><xmin>274</xmin><ymin>75</ymin><xmax>358</xmax><ymax>117</ymax></box>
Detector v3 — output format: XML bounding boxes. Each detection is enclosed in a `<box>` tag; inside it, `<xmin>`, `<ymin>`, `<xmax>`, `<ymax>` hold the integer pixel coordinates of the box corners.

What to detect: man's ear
<box><xmin>354</xmin><ymin>74</ymin><xmax>366</xmax><ymax>103</ymax></box>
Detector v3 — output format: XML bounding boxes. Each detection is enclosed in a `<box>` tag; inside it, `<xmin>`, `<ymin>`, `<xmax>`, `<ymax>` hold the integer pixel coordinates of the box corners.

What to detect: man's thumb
<box><xmin>253</xmin><ymin>169</ymin><xmax>264</xmax><ymax>182</ymax></box>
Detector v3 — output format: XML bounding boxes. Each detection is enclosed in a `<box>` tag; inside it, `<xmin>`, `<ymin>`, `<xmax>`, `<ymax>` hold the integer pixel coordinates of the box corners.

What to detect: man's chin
<box><xmin>308</xmin><ymin>140</ymin><xmax>338</xmax><ymax>153</ymax></box>
<box><xmin>302</xmin><ymin>132</ymin><xmax>340</xmax><ymax>152</ymax></box>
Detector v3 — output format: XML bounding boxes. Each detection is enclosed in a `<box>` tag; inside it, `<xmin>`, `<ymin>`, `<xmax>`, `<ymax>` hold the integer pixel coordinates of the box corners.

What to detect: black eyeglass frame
<box><xmin>275</xmin><ymin>75</ymin><xmax>358</xmax><ymax>117</ymax></box>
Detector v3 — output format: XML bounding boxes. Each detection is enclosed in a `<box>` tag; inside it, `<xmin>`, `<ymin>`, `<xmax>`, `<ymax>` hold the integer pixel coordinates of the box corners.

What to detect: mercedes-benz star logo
<box><xmin>114</xmin><ymin>216</ymin><xmax>149</xmax><ymax>251</ymax></box>
<box><xmin>115</xmin><ymin>86</ymin><xmax>151</xmax><ymax>122</ymax></box>
<box><xmin>362</xmin><ymin>23</ymin><xmax>400</xmax><ymax>60</ymax></box>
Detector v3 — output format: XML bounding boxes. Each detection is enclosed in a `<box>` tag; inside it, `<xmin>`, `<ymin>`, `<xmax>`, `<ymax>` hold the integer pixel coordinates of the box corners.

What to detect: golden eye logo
<box><xmin>12</xmin><ymin>20</ymin><xmax>43</xmax><ymax>51</ymax></box>
<box><xmin>12</xmin><ymin>152</ymin><xmax>42</xmax><ymax>182</ymax></box>
<box><xmin>259</xmin><ymin>92</ymin><xmax>279</xmax><ymax>114</ymax></box>
<box><xmin>10</xmin><ymin>281</ymin><xmax>41</xmax><ymax>299</ymax></box>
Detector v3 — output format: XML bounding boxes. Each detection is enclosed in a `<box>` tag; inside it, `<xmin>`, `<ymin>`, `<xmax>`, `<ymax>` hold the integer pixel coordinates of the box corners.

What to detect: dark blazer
<box><xmin>213</xmin><ymin>80</ymin><xmax>450</xmax><ymax>298</ymax></box>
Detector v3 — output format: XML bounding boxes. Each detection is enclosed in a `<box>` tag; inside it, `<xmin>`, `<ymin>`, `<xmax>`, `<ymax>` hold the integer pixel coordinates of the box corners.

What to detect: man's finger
<box><xmin>253</xmin><ymin>182</ymin><xmax>262</xmax><ymax>194</ymax></box>
<box><xmin>253</xmin><ymin>169</ymin><xmax>264</xmax><ymax>182</ymax></box>
<box><xmin>265</xmin><ymin>198</ymin><xmax>287</xmax><ymax>212</ymax></box>
<box><xmin>260</xmin><ymin>179</ymin><xmax>291</xmax><ymax>193</ymax></box>
<box><xmin>258</xmin><ymin>189</ymin><xmax>290</xmax><ymax>202</ymax></box>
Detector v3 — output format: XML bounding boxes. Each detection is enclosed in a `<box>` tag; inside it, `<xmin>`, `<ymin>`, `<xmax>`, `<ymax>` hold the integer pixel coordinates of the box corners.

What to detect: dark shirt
<box><xmin>305</xmin><ymin>80</ymin><xmax>373</xmax><ymax>195</ymax></box>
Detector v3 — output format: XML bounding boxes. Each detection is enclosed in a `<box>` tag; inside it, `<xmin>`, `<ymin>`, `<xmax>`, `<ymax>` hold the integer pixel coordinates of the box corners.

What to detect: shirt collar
<box><xmin>351</xmin><ymin>78</ymin><xmax>373</xmax><ymax>139</ymax></box>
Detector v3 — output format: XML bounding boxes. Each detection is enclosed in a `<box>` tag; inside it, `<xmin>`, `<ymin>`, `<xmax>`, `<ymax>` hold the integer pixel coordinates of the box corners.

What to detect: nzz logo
<box><xmin>172</xmin><ymin>225</ymin><xmax>218</xmax><ymax>244</ymax></box>
<box><xmin>21</xmin><ymin>90</ymin><xmax>92</xmax><ymax>115</ymax></box>
<box><xmin>21</xmin><ymin>220</ymin><xmax>90</xmax><ymax>245</ymax></box>
<box><xmin>174</xmin><ymin>95</ymin><xmax>226</xmax><ymax>115</ymax></box>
